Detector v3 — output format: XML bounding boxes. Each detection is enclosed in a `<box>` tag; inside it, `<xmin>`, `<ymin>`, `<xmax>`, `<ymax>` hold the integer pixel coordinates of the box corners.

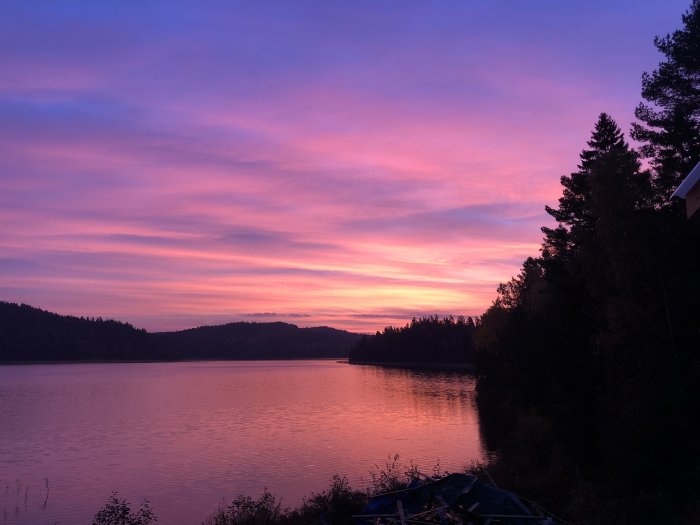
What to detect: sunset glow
<box><xmin>0</xmin><ymin>1</ymin><xmax>688</xmax><ymax>332</ymax></box>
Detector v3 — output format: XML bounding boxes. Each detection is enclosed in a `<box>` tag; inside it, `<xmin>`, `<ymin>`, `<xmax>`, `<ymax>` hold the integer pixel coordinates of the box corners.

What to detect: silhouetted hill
<box><xmin>0</xmin><ymin>301</ymin><xmax>361</xmax><ymax>361</ymax></box>
<box><xmin>153</xmin><ymin>322</ymin><xmax>361</xmax><ymax>360</ymax></box>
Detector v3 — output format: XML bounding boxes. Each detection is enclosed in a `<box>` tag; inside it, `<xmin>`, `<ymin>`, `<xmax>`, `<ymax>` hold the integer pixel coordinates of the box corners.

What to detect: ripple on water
<box><xmin>0</xmin><ymin>361</ymin><xmax>485</xmax><ymax>525</ymax></box>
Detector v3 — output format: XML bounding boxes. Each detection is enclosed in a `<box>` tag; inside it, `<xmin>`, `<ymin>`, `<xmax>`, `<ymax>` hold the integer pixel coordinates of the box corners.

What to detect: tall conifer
<box><xmin>631</xmin><ymin>0</ymin><xmax>700</xmax><ymax>200</ymax></box>
<box><xmin>543</xmin><ymin>113</ymin><xmax>644</xmax><ymax>252</ymax></box>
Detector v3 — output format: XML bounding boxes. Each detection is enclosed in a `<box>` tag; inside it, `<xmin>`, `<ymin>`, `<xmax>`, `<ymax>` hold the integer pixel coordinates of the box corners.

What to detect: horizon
<box><xmin>0</xmin><ymin>1</ymin><xmax>690</xmax><ymax>333</ymax></box>
<box><xmin>8</xmin><ymin>298</ymin><xmax>478</xmax><ymax>335</ymax></box>
<box><xmin>4</xmin><ymin>298</ymin><xmax>375</xmax><ymax>334</ymax></box>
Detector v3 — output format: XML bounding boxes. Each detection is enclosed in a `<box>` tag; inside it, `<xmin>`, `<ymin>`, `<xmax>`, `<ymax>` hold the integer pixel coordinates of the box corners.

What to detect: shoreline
<box><xmin>348</xmin><ymin>360</ymin><xmax>476</xmax><ymax>371</ymax></box>
<box><xmin>0</xmin><ymin>356</ymin><xmax>348</xmax><ymax>366</ymax></box>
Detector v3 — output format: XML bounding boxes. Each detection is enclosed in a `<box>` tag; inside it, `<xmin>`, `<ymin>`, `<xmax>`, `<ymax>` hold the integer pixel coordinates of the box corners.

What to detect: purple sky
<box><xmin>0</xmin><ymin>1</ymin><xmax>691</xmax><ymax>332</ymax></box>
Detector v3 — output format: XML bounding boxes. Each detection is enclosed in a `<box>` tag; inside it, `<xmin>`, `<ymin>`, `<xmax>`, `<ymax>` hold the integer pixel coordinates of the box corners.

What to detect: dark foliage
<box><xmin>204</xmin><ymin>490</ymin><xmax>284</xmax><ymax>525</ymax></box>
<box><xmin>631</xmin><ymin>0</ymin><xmax>700</xmax><ymax>200</ymax></box>
<box><xmin>348</xmin><ymin>315</ymin><xmax>476</xmax><ymax>365</ymax></box>
<box><xmin>0</xmin><ymin>302</ymin><xmax>361</xmax><ymax>361</ymax></box>
<box><xmin>0</xmin><ymin>301</ymin><xmax>155</xmax><ymax>361</ymax></box>
<box><xmin>475</xmin><ymin>99</ymin><xmax>700</xmax><ymax>523</ymax></box>
<box><xmin>92</xmin><ymin>493</ymin><xmax>156</xmax><ymax>525</ymax></box>
<box><xmin>474</xmin><ymin>8</ymin><xmax>700</xmax><ymax>519</ymax></box>
<box><xmin>286</xmin><ymin>475</ymin><xmax>367</xmax><ymax>525</ymax></box>
<box><xmin>202</xmin><ymin>476</ymin><xmax>367</xmax><ymax>525</ymax></box>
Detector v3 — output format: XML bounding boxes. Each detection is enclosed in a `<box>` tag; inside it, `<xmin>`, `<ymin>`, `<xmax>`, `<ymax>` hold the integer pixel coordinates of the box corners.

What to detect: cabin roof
<box><xmin>671</xmin><ymin>160</ymin><xmax>700</xmax><ymax>199</ymax></box>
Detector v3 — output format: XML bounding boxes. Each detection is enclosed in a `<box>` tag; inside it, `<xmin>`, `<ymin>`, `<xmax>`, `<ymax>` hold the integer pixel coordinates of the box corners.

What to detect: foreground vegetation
<box><xmin>91</xmin><ymin>477</ymin><xmax>366</xmax><ymax>525</ymax></box>
<box><xmin>92</xmin><ymin>456</ymin><xmax>436</xmax><ymax>525</ymax></box>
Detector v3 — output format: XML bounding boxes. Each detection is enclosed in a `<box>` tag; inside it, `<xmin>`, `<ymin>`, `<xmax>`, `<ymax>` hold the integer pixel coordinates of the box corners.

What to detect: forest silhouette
<box><xmin>471</xmin><ymin>3</ymin><xmax>700</xmax><ymax>522</ymax></box>
<box><xmin>349</xmin><ymin>315</ymin><xmax>476</xmax><ymax>365</ymax></box>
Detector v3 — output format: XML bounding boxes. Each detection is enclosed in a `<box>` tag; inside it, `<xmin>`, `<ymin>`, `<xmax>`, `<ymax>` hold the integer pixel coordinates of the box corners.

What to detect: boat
<box><xmin>353</xmin><ymin>472</ymin><xmax>564</xmax><ymax>524</ymax></box>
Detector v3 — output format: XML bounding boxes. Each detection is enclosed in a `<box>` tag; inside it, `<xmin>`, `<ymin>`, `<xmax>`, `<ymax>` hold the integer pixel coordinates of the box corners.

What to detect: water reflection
<box><xmin>0</xmin><ymin>361</ymin><xmax>484</xmax><ymax>525</ymax></box>
<box><xmin>358</xmin><ymin>365</ymin><xmax>479</xmax><ymax>420</ymax></box>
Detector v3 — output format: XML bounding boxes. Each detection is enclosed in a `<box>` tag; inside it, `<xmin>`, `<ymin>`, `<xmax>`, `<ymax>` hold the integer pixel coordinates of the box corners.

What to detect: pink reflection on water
<box><xmin>0</xmin><ymin>361</ymin><xmax>484</xmax><ymax>525</ymax></box>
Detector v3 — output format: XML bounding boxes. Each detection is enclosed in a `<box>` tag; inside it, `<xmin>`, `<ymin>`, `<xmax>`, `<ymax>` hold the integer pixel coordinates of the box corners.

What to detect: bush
<box><xmin>92</xmin><ymin>493</ymin><xmax>156</xmax><ymax>525</ymax></box>
<box><xmin>203</xmin><ymin>490</ymin><xmax>285</xmax><ymax>525</ymax></box>
<box><xmin>289</xmin><ymin>475</ymin><xmax>367</xmax><ymax>525</ymax></box>
<box><xmin>369</xmin><ymin>454</ymin><xmax>420</xmax><ymax>493</ymax></box>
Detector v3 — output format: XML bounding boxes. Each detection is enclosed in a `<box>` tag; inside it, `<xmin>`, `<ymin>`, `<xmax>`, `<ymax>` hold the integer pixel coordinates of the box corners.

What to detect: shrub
<box><xmin>290</xmin><ymin>475</ymin><xmax>367</xmax><ymax>525</ymax></box>
<box><xmin>92</xmin><ymin>493</ymin><xmax>156</xmax><ymax>525</ymax></box>
<box><xmin>369</xmin><ymin>454</ymin><xmax>420</xmax><ymax>493</ymax></box>
<box><xmin>203</xmin><ymin>490</ymin><xmax>284</xmax><ymax>525</ymax></box>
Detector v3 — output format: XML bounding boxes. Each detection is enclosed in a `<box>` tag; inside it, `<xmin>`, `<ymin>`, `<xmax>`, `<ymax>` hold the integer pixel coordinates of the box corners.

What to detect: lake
<box><xmin>0</xmin><ymin>360</ymin><xmax>485</xmax><ymax>524</ymax></box>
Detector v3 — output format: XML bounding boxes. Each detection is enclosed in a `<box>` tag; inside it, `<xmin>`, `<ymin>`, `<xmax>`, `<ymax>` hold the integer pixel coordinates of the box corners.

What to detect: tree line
<box><xmin>473</xmin><ymin>2</ymin><xmax>700</xmax><ymax>522</ymax></box>
<box><xmin>349</xmin><ymin>315</ymin><xmax>476</xmax><ymax>365</ymax></box>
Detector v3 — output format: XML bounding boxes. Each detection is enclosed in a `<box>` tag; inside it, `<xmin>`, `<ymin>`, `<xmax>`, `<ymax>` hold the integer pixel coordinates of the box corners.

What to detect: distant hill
<box><xmin>0</xmin><ymin>301</ymin><xmax>361</xmax><ymax>361</ymax></box>
<box><xmin>153</xmin><ymin>322</ymin><xmax>361</xmax><ymax>360</ymax></box>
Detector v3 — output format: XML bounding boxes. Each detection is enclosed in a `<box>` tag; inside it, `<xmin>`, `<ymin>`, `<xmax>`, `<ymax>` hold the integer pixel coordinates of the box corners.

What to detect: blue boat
<box><xmin>354</xmin><ymin>473</ymin><xmax>564</xmax><ymax>524</ymax></box>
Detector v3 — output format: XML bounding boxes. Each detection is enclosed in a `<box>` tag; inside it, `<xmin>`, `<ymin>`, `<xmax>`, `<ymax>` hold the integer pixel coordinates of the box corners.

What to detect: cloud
<box><xmin>242</xmin><ymin>313</ymin><xmax>311</xmax><ymax>319</ymax></box>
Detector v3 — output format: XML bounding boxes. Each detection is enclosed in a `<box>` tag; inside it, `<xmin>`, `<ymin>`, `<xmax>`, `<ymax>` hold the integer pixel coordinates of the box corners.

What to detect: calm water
<box><xmin>0</xmin><ymin>360</ymin><xmax>484</xmax><ymax>524</ymax></box>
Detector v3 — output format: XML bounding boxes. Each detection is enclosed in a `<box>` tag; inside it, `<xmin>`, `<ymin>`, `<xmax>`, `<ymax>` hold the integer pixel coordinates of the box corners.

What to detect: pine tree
<box><xmin>631</xmin><ymin>0</ymin><xmax>700</xmax><ymax>201</ymax></box>
<box><xmin>543</xmin><ymin>113</ymin><xmax>647</xmax><ymax>253</ymax></box>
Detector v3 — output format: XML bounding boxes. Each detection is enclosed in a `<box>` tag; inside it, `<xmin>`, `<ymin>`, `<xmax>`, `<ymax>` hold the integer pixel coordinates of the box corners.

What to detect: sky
<box><xmin>0</xmin><ymin>1</ymin><xmax>692</xmax><ymax>333</ymax></box>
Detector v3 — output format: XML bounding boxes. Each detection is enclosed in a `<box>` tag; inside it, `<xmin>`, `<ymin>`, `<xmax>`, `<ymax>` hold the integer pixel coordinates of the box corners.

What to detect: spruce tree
<box><xmin>631</xmin><ymin>0</ymin><xmax>700</xmax><ymax>201</ymax></box>
<box><xmin>543</xmin><ymin>113</ymin><xmax>645</xmax><ymax>252</ymax></box>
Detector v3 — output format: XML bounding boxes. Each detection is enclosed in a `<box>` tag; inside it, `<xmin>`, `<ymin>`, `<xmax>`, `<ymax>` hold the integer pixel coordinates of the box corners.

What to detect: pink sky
<box><xmin>0</xmin><ymin>1</ymin><xmax>691</xmax><ymax>332</ymax></box>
